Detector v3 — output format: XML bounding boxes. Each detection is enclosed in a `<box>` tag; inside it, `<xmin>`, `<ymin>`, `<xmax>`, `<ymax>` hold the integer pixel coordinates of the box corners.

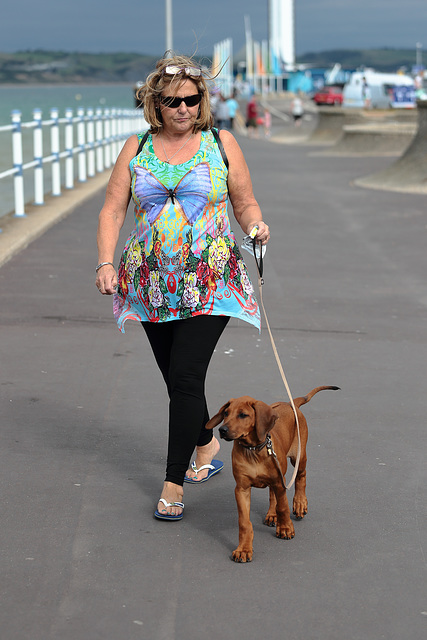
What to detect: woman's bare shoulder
<box><xmin>217</xmin><ymin>129</ymin><xmax>244</xmax><ymax>161</ymax></box>
<box><xmin>218</xmin><ymin>128</ymin><xmax>238</xmax><ymax>146</ymax></box>
<box><xmin>122</xmin><ymin>134</ymin><xmax>141</xmax><ymax>155</ymax></box>
<box><xmin>113</xmin><ymin>134</ymin><xmax>142</xmax><ymax>168</ymax></box>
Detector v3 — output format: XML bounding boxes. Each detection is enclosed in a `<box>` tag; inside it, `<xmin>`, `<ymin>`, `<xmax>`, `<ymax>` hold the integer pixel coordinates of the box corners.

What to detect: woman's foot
<box><xmin>156</xmin><ymin>481</ymin><xmax>184</xmax><ymax>518</ymax></box>
<box><xmin>185</xmin><ymin>436</ymin><xmax>220</xmax><ymax>482</ymax></box>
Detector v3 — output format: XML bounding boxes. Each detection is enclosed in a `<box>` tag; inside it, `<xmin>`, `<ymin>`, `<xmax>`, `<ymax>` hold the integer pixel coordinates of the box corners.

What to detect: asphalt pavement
<box><xmin>1</xmin><ymin>113</ymin><xmax>426</xmax><ymax>640</ymax></box>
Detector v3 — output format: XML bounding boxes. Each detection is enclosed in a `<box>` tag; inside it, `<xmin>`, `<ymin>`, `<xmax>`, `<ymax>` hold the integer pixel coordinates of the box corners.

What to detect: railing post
<box><xmin>65</xmin><ymin>108</ymin><xmax>74</xmax><ymax>189</ymax></box>
<box><xmin>115</xmin><ymin>109</ymin><xmax>121</xmax><ymax>157</ymax></box>
<box><xmin>110</xmin><ymin>108</ymin><xmax>118</xmax><ymax>161</ymax></box>
<box><xmin>86</xmin><ymin>108</ymin><xmax>95</xmax><ymax>178</ymax></box>
<box><xmin>118</xmin><ymin>109</ymin><xmax>125</xmax><ymax>152</ymax></box>
<box><xmin>12</xmin><ymin>110</ymin><xmax>25</xmax><ymax>217</ymax></box>
<box><xmin>33</xmin><ymin>108</ymin><xmax>44</xmax><ymax>205</ymax></box>
<box><xmin>50</xmin><ymin>108</ymin><xmax>61</xmax><ymax>196</ymax></box>
<box><xmin>77</xmin><ymin>107</ymin><xmax>86</xmax><ymax>182</ymax></box>
<box><xmin>137</xmin><ymin>109</ymin><xmax>144</xmax><ymax>134</ymax></box>
<box><xmin>124</xmin><ymin>109</ymin><xmax>129</xmax><ymax>139</ymax></box>
<box><xmin>104</xmin><ymin>108</ymin><xmax>112</xmax><ymax>169</ymax></box>
<box><xmin>95</xmin><ymin>107</ymin><xmax>104</xmax><ymax>173</ymax></box>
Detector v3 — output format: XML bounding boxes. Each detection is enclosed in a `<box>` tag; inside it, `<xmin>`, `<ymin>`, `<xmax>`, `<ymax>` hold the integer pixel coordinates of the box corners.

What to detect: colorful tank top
<box><xmin>113</xmin><ymin>130</ymin><xmax>260</xmax><ymax>331</ymax></box>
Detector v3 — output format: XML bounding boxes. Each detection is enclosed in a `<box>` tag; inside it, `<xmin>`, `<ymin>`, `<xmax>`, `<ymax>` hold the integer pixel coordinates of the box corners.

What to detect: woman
<box><xmin>215</xmin><ymin>93</ymin><xmax>230</xmax><ymax>130</ymax></box>
<box><xmin>96</xmin><ymin>55</ymin><xmax>270</xmax><ymax>521</ymax></box>
<box><xmin>246</xmin><ymin>95</ymin><xmax>259</xmax><ymax>138</ymax></box>
<box><xmin>226</xmin><ymin>93</ymin><xmax>239</xmax><ymax>130</ymax></box>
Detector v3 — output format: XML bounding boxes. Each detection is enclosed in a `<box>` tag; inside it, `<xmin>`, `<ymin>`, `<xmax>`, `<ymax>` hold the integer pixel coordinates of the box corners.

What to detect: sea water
<box><xmin>0</xmin><ymin>84</ymin><xmax>136</xmax><ymax>125</ymax></box>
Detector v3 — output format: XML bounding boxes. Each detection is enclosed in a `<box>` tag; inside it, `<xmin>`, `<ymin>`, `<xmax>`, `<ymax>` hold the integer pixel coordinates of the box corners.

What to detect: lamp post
<box><xmin>416</xmin><ymin>42</ymin><xmax>423</xmax><ymax>69</ymax></box>
<box><xmin>166</xmin><ymin>0</ymin><xmax>173</xmax><ymax>53</ymax></box>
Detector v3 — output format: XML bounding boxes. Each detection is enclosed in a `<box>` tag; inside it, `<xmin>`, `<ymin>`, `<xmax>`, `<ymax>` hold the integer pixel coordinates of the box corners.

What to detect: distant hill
<box><xmin>0</xmin><ymin>50</ymin><xmax>159</xmax><ymax>84</ymax></box>
<box><xmin>296</xmin><ymin>48</ymin><xmax>420</xmax><ymax>73</ymax></box>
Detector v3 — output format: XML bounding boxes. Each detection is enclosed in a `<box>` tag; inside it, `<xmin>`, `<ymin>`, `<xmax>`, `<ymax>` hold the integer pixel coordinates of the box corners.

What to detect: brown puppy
<box><xmin>206</xmin><ymin>385</ymin><xmax>339</xmax><ymax>562</ymax></box>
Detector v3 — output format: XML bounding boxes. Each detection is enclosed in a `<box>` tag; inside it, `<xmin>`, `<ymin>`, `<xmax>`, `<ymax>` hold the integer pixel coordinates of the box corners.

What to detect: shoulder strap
<box><xmin>136</xmin><ymin>130</ymin><xmax>150</xmax><ymax>156</ymax></box>
<box><xmin>211</xmin><ymin>127</ymin><xmax>229</xmax><ymax>170</ymax></box>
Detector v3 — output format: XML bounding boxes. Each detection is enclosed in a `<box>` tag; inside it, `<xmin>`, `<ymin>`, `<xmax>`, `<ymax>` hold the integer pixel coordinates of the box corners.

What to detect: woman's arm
<box><xmin>219</xmin><ymin>130</ymin><xmax>270</xmax><ymax>244</ymax></box>
<box><xmin>96</xmin><ymin>135</ymin><xmax>139</xmax><ymax>294</ymax></box>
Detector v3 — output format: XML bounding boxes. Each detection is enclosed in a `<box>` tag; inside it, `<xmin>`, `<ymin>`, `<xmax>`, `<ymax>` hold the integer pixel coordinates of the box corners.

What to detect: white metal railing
<box><xmin>0</xmin><ymin>107</ymin><xmax>147</xmax><ymax>218</ymax></box>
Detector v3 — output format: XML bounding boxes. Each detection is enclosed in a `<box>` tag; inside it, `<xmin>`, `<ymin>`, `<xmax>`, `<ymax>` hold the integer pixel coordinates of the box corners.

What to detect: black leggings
<box><xmin>142</xmin><ymin>315</ymin><xmax>230</xmax><ymax>486</ymax></box>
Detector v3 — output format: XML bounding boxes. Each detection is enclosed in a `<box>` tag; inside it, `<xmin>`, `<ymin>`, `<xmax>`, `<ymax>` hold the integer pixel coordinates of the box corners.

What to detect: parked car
<box><xmin>313</xmin><ymin>86</ymin><xmax>343</xmax><ymax>106</ymax></box>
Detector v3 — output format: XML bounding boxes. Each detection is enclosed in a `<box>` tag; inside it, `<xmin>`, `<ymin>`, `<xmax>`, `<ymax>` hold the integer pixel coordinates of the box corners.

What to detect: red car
<box><xmin>313</xmin><ymin>86</ymin><xmax>343</xmax><ymax>106</ymax></box>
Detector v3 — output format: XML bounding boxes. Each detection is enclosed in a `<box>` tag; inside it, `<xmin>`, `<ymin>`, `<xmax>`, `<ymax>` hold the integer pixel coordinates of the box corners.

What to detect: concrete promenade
<box><xmin>1</xmin><ymin>115</ymin><xmax>426</xmax><ymax>640</ymax></box>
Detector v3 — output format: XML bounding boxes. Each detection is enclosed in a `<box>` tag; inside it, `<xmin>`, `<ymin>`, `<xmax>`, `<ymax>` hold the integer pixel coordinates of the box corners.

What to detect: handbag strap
<box><xmin>136</xmin><ymin>130</ymin><xmax>150</xmax><ymax>156</ymax></box>
<box><xmin>211</xmin><ymin>127</ymin><xmax>229</xmax><ymax>170</ymax></box>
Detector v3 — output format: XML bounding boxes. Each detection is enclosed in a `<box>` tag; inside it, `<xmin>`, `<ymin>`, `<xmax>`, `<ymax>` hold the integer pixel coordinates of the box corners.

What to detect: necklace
<box><xmin>160</xmin><ymin>132</ymin><xmax>193</xmax><ymax>163</ymax></box>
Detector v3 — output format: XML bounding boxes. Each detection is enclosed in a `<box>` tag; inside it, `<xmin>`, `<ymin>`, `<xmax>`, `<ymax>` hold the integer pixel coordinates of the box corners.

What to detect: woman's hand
<box><xmin>247</xmin><ymin>220</ymin><xmax>270</xmax><ymax>245</ymax></box>
<box><xmin>96</xmin><ymin>264</ymin><xmax>117</xmax><ymax>295</ymax></box>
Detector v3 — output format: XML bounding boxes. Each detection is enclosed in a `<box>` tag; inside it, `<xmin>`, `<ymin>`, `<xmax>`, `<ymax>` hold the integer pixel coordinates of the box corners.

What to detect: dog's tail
<box><xmin>293</xmin><ymin>385</ymin><xmax>340</xmax><ymax>408</ymax></box>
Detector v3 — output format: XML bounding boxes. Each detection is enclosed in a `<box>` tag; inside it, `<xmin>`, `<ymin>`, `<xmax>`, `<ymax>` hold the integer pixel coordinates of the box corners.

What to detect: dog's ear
<box><xmin>205</xmin><ymin>401</ymin><xmax>231</xmax><ymax>430</ymax></box>
<box><xmin>253</xmin><ymin>401</ymin><xmax>278</xmax><ymax>442</ymax></box>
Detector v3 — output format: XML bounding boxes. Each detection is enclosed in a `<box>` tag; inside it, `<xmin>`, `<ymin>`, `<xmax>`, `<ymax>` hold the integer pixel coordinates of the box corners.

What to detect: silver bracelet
<box><xmin>96</xmin><ymin>261</ymin><xmax>114</xmax><ymax>272</ymax></box>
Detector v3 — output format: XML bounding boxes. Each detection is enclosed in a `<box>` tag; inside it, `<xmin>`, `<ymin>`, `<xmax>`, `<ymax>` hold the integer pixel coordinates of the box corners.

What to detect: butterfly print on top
<box><xmin>134</xmin><ymin>162</ymin><xmax>212</xmax><ymax>225</ymax></box>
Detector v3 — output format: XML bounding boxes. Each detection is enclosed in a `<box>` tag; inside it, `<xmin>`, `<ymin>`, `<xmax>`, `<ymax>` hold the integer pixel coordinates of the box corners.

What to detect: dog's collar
<box><xmin>238</xmin><ymin>433</ymin><xmax>275</xmax><ymax>456</ymax></box>
<box><xmin>238</xmin><ymin>433</ymin><xmax>287</xmax><ymax>489</ymax></box>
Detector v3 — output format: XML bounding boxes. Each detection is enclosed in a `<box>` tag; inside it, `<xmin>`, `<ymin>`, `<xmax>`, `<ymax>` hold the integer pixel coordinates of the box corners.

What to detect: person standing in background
<box><xmin>263</xmin><ymin>107</ymin><xmax>271</xmax><ymax>137</ymax></box>
<box><xmin>362</xmin><ymin>77</ymin><xmax>371</xmax><ymax>109</ymax></box>
<box><xmin>246</xmin><ymin>95</ymin><xmax>258</xmax><ymax>138</ymax></box>
<box><xmin>215</xmin><ymin>94</ymin><xmax>230</xmax><ymax>129</ymax></box>
<box><xmin>210</xmin><ymin>87</ymin><xmax>220</xmax><ymax>124</ymax></box>
<box><xmin>226</xmin><ymin>93</ymin><xmax>239</xmax><ymax>130</ymax></box>
<box><xmin>291</xmin><ymin>94</ymin><xmax>304</xmax><ymax>127</ymax></box>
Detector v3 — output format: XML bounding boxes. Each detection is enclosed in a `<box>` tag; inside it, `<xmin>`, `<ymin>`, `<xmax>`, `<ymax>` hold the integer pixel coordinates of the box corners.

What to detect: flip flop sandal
<box><xmin>184</xmin><ymin>459</ymin><xmax>224</xmax><ymax>484</ymax></box>
<box><xmin>154</xmin><ymin>498</ymin><xmax>185</xmax><ymax>521</ymax></box>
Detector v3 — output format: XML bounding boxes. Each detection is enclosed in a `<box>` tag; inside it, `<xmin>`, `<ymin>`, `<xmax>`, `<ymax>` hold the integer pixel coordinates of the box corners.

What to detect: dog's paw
<box><xmin>293</xmin><ymin>496</ymin><xmax>308</xmax><ymax>520</ymax></box>
<box><xmin>263</xmin><ymin>513</ymin><xmax>277</xmax><ymax>527</ymax></box>
<box><xmin>232</xmin><ymin>547</ymin><xmax>253</xmax><ymax>563</ymax></box>
<box><xmin>276</xmin><ymin>521</ymin><xmax>295</xmax><ymax>540</ymax></box>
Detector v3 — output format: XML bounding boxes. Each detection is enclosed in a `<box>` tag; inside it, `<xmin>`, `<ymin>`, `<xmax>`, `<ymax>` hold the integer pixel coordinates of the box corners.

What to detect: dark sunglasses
<box><xmin>159</xmin><ymin>93</ymin><xmax>202</xmax><ymax>109</ymax></box>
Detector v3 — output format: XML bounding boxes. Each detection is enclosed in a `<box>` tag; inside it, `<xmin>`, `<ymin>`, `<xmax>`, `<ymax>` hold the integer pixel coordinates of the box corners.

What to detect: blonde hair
<box><xmin>136</xmin><ymin>54</ymin><xmax>214</xmax><ymax>134</ymax></box>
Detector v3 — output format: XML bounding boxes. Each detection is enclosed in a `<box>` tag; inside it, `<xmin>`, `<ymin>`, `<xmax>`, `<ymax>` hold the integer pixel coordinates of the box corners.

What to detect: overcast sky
<box><xmin>1</xmin><ymin>0</ymin><xmax>426</xmax><ymax>58</ymax></box>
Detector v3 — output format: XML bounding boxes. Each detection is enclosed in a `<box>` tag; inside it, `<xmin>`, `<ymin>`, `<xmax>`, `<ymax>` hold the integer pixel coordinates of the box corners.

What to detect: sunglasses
<box><xmin>164</xmin><ymin>65</ymin><xmax>202</xmax><ymax>77</ymax></box>
<box><xmin>160</xmin><ymin>93</ymin><xmax>202</xmax><ymax>109</ymax></box>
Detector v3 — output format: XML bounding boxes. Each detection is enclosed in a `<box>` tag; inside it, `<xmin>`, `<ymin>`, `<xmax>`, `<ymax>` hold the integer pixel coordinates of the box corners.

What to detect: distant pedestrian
<box><xmin>226</xmin><ymin>94</ymin><xmax>239</xmax><ymax>130</ymax></box>
<box><xmin>263</xmin><ymin>108</ymin><xmax>271</xmax><ymax>137</ymax></box>
<box><xmin>291</xmin><ymin>95</ymin><xmax>304</xmax><ymax>127</ymax></box>
<box><xmin>246</xmin><ymin>95</ymin><xmax>259</xmax><ymax>138</ymax></box>
<box><xmin>362</xmin><ymin>77</ymin><xmax>371</xmax><ymax>109</ymax></box>
<box><xmin>215</xmin><ymin>94</ymin><xmax>230</xmax><ymax>129</ymax></box>
<box><xmin>210</xmin><ymin>87</ymin><xmax>220</xmax><ymax>123</ymax></box>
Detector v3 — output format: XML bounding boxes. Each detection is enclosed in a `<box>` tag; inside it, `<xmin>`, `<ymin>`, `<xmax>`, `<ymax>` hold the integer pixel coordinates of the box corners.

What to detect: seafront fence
<box><xmin>0</xmin><ymin>107</ymin><xmax>147</xmax><ymax>219</ymax></box>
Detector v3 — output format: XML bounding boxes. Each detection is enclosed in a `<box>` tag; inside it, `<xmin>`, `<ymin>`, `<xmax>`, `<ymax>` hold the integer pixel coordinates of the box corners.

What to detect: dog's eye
<box><xmin>223</xmin><ymin>410</ymin><xmax>228</xmax><ymax>417</ymax></box>
<box><xmin>238</xmin><ymin>412</ymin><xmax>248</xmax><ymax>419</ymax></box>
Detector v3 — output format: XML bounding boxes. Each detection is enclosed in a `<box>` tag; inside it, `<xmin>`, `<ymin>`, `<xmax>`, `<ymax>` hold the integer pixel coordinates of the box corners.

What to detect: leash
<box><xmin>251</xmin><ymin>233</ymin><xmax>301</xmax><ymax>490</ymax></box>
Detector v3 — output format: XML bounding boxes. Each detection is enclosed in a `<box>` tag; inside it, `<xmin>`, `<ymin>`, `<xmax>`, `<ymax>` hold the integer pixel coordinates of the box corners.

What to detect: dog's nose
<box><xmin>219</xmin><ymin>425</ymin><xmax>228</xmax><ymax>439</ymax></box>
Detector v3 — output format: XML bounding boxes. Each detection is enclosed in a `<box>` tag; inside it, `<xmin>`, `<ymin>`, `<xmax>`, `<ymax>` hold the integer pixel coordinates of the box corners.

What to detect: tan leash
<box><xmin>251</xmin><ymin>234</ymin><xmax>301</xmax><ymax>490</ymax></box>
